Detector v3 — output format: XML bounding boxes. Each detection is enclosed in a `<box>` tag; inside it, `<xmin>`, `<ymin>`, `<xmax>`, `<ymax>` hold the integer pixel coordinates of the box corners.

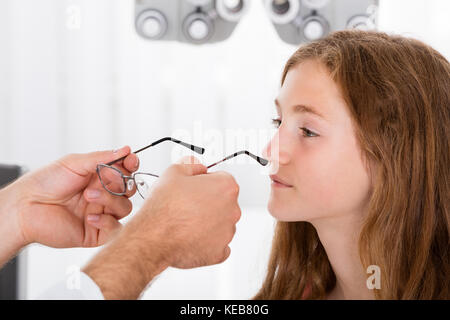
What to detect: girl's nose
<box><xmin>263</xmin><ymin>130</ymin><xmax>291</xmax><ymax>166</ymax></box>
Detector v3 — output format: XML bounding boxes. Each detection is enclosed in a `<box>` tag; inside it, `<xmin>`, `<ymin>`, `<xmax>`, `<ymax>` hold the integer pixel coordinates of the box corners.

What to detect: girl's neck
<box><xmin>310</xmin><ymin>212</ymin><xmax>375</xmax><ymax>300</ymax></box>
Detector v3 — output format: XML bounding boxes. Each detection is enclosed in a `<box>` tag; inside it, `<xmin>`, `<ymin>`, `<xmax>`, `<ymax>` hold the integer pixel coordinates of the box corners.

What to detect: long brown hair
<box><xmin>254</xmin><ymin>30</ymin><xmax>449</xmax><ymax>299</ymax></box>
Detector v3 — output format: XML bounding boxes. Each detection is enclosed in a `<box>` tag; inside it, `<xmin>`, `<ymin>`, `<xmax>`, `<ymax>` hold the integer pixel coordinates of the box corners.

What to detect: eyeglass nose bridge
<box><xmin>123</xmin><ymin>175</ymin><xmax>135</xmax><ymax>191</ymax></box>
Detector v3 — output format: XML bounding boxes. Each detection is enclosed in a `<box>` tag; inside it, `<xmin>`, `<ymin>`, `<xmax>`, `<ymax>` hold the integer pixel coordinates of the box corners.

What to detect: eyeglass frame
<box><xmin>96</xmin><ymin>136</ymin><xmax>268</xmax><ymax>199</ymax></box>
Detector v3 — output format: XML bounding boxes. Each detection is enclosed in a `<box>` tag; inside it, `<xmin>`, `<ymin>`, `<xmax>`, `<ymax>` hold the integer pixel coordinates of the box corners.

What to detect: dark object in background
<box><xmin>0</xmin><ymin>164</ymin><xmax>24</xmax><ymax>300</ymax></box>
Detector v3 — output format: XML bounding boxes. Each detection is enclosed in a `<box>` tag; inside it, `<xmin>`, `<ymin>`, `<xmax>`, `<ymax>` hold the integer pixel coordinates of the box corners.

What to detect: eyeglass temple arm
<box><xmin>207</xmin><ymin>150</ymin><xmax>269</xmax><ymax>169</ymax></box>
<box><xmin>106</xmin><ymin>137</ymin><xmax>205</xmax><ymax>166</ymax></box>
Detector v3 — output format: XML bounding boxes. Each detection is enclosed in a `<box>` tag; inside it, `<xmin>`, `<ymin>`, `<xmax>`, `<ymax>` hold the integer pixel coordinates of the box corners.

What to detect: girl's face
<box><xmin>264</xmin><ymin>59</ymin><xmax>373</xmax><ymax>222</ymax></box>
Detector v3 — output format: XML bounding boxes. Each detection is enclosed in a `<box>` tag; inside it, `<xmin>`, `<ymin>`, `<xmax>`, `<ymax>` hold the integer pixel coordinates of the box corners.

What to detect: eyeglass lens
<box><xmin>98</xmin><ymin>165</ymin><xmax>126</xmax><ymax>195</ymax></box>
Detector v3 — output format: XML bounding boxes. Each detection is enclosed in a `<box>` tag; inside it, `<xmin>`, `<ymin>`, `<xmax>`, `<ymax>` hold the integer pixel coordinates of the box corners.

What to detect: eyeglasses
<box><xmin>96</xmin><ymin>137</ymin><xmax>268</xmax><ymax>199</ymax></box>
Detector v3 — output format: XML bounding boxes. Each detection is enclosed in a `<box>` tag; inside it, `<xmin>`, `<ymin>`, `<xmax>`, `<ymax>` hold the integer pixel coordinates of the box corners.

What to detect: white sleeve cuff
<box><xmin>36</xmin><ymin>271</ymin><xmax>104</xmax><ymax>300</ymax></box>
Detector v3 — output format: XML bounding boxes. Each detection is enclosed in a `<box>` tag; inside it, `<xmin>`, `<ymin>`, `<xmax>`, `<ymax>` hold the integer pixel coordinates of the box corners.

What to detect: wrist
<box><xmin>0</xmin><ymin>183</ymin><xmax>28</xmax><ymax>267</ymax></box>
<box><xmin>118</xmin><ymin>223</ymin><xmax>170</xmax><ymax>290</ymax></box>
<box><xmin>83</xmin><ymin>223</ymin><xmax>169</xmax><ymax>299</ymax></box>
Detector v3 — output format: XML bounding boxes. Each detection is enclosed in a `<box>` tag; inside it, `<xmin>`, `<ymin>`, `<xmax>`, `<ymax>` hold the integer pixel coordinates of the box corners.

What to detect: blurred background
<box><xmin>0</xmin><ymin>0</ymin><xmax>449</xmax><ymax>299</ymax></box>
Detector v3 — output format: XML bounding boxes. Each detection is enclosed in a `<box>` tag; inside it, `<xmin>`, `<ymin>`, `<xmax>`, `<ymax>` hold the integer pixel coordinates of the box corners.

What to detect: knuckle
<box><xmin>222</xmin><ymin>247</ymin><xmax>231</xmax><ymax>262</ymax></box>
<box><xmin>226</xmin><ymin>176</ymin><xmax>239</xmax><ymax>195</ymax></box>
<box><xmin>226</xmin><ymin>173</ymin><xmax>238</xmax><ymax>186</ymax></box>
<box><xmin>231</xmin><ymin>182</ymin><xmax>239</xmax><ymax>196</ymax></box>
<box><xmin>57</xmin><ymin>154</ymin><xmax>75</xmax><ymax>166</ymax></box>
<box><xmin>213</xmin><ymin>249</ymin><xmax>226</xmax><ymax>264</ymax></box>
<box><xmin>233</xmin><ymin>207</ymin><xmax>242</xmax><ymax>223</ymax></box>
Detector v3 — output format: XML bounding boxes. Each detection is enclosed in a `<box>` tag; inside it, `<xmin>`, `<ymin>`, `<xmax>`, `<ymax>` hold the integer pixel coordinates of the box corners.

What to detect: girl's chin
<box><xmin>267</xmin><ymin>200</ymin><xmax>313</xmax><ymax>222</ymax></box>
<box><xmin>267</xmin><ymin>203</ymin><xmax>296</xmax><ymax>221</ymax></box>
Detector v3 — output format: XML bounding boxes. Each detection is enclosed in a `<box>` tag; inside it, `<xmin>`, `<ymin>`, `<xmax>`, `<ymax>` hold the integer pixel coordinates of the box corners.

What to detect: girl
<box><xmin>255</xmin><ymin>30</ymin><xmax>449</xmax><ymax>299</ymax></box>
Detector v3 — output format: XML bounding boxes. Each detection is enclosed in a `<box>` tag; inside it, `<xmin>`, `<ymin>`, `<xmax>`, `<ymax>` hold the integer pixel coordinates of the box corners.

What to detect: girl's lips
<box><xmin>270</xmin><ymin>175</ymin><xmax>293</xmax><ymax>188</ymax></box>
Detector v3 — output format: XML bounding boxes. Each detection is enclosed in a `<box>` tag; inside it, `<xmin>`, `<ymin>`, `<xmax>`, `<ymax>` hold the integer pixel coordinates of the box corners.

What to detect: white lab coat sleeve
<box><xmin>36</xmin><ymin>271</ymin><xmax>104</xmax><ymax>300</ymax></box>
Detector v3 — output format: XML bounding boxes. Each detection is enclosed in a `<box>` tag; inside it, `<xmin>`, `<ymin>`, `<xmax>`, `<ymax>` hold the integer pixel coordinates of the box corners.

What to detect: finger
<box><xmin>84</xmin><ymin>188</ymin><xmax>133</xmax><ymax>219</ymax></box>
<box><xmin>97</xmin><ymin>163</ymin><xmax>137</xmax><ymax>198</ymax></box>
<box><xmin>60</xmin><ymin>145</ymin><xmax>132</xmax><ymax>176</ymax></box>
<box><xmin>175</xmin><ymin>156</ymin><xmax>207</xmax><ymax>176</ymax></box>
<box><xmin>123</xmin><ymin>179</ymin><xmax>137</xmax><ymax>198</ymax></box>
<box><xmin>86</xmin><ymin>214</ymin><xmax>122</xmax><ymax>244</ymax></box>
<box><xmin>219</xmin><ymin>246</ymin><xmax>231</xmax><ymax>264</ymax></box>
<box><xmin>105</xmin><ymin>173</ymin><xmax>137</xmax><ymax>198</ymax></box>
<box><xmin>233</xmin><ymin>207</ymin><xmax>242</xmax><ymax>224</ymax></box>
<box><xmin>108</xmin><ymin>169</ymin><xmax>137</xmax><ymax>198</ymax></box>
<box><xmin>86</xmin><ymin>214</ymin><xmax>121</xmax><ymax>230</ymax></box>
<box><xmin>123</xmin><ymin>153</ymin><xmax>140</xmax><ymax>173</ymax></box>
<box><xmin>110</xmin><ymin>165</ymin><xmax>137</xmax><ymax>198</ymax></box>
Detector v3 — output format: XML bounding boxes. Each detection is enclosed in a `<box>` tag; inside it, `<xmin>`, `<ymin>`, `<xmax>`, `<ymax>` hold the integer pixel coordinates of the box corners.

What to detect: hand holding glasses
<box><xmin>97</xmin><ymin>137</ymin><xmax>268</xmax><ymax>199</ymax></box>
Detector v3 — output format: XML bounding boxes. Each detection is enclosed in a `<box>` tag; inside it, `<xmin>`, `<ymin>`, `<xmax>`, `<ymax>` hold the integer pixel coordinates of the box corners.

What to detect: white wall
<box><xmin>0</xmin><ymin>0</ymin><xmax>449</xmax><ymax>299</ymax></box>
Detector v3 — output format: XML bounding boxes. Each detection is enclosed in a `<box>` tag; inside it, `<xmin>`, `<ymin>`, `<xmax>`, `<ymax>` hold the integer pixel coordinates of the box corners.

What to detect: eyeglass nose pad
<box><xmin>127</xmin><ymin>179</ymin><xmax>135</xmax><ymax>191</ymax></box>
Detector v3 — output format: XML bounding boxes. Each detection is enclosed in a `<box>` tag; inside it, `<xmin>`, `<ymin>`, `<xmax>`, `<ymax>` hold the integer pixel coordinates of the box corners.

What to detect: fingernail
<box><xmin>135</xmin><ymin>157</ymin><xmax>140</xmax><ymax>169</ymax></box>
<box><xmin>86</xmin><ymin>189</ymin><xmax>101</xmax><ymax>199</ymax></box>
<box><xmin>87</xmin><ymin>214</ymin><xmax>100</xmax><ymax>222</ymax></box>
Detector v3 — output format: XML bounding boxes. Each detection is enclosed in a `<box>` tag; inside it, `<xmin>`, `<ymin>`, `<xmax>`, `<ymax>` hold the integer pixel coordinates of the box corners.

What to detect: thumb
<box><xmin>59</xmin><ymin>145</ymin><xmax>131</xmax><ymax>176</ymax></box>
<box><xmin>176</xmin><ymin>156</ymin><xmax>207</xmax><ymax>176</ymax></box>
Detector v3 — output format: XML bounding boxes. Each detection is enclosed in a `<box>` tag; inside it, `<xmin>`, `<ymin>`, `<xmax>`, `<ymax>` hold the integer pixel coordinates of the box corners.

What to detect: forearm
<box><xmin>0</xmin><ymin>184</ymin><xmax>27</xmax><ymax>269</ymax></box>
<box><xmin>82</xmin><ymin>220</ymin><xmax>169</xmax><ymax>299</ymax></box>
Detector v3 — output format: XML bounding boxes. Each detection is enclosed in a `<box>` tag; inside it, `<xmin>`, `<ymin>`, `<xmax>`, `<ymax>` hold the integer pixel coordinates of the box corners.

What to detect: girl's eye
<box><xmin>271</xmin><ymin>119</ymin><xmax>318</xmax><ymax>138</ymax></box>
<box><xmin>271</xmin><ymin>118</ymin><xmax>281</xmax><ymax>128</ymax></box>
<box><xmin>300</xmin><ymin>127</ymin><xmax>318</xmax><ymax>138</ymax></box>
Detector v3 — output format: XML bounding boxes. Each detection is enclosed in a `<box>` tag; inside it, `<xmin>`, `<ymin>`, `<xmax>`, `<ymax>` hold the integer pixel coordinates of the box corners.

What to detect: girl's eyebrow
<box><xmin>274</xmin><ymin>98</ymin><xmax>328</xmax><ymax>121</ymax></box>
